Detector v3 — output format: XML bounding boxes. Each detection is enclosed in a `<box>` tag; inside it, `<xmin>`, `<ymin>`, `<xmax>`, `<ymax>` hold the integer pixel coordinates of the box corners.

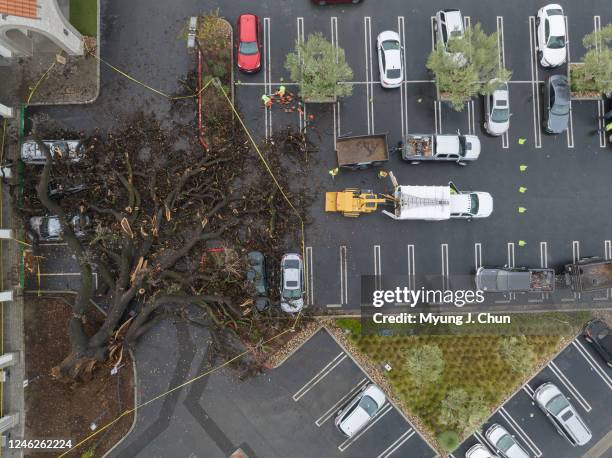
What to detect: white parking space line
<box><xmin>338</xmin><ymin>403</ymin><xmax>392</xmax><ymax>452</ymax></box>
<box><xmin>528</xmin><ymin>16</ymin><xmax>542</xmax><ymax>149</ymax></box>
<box><xmin>499</xmin><ymin>407</ymin><xmax>543</xmax><ymax>457</ymax></box>
<box><xmin>539</xmin><ymin>242</ymin><xmax>549</xmax><ymax>300</ymax></box>
<box><xmin>473</xmin><ymin>431</ymin><xmax>489</xmax><ymax>449</ymax></box>
<box><xmin>315</xmin><ymin>378</ymin><xmax>368</xmax><ymax>427</ymax></box>
<box><xmin>38</xmin><ymin>242</ymin><xmax>68</xmax><ymax>246</ymax></box>
<box><xmin>441</xmin><ymin>243</ymin><xmax>449</xmax><ymax>291</ymax></box>
<box><xmin>597</xmin><ymin>98</ymin><xmax>607</xmax><ymax>148</ymax></box>
<box><xmin>474</xmin><ymin>243</ymin><xmax>482</xmax><ymax>271</ymax></box>
<box><xmin>564</xmin><ymin>15</ymin><xmax>574</xmax><ymax>149</ymax></box>
<box><xmin>467</xmin><ymin>100</ymin><xmax>475</xmax><ymax>135</ymax></box>
<box><xmin>507</xmin><ymin>242</ymin><xmax>515</xmax><ymax>268</ymax></box>
<box><xmin>572</xmin><ymin>240</ymin><xmax>580</xmax><ymax>300</ymax></box>
<box><xmin>398</xmin><ymin>16</ymin><xmax>408</xmax><ymax>139</ymax></box>
<box><xmin>297</xmin><ymin>17</ymin><xmax>305</xmax><ymax>131</ymax></box>
<box><xmin>263</xmin><ymin>17</ymin><xmax>271</xmax><ymax>139</ymax></box>
<box><xmin>376</xmin><ymin>429</ymin><xmax>415</xmax><ymax>458</ymax></box>
<box><xmin>496</xmin><ymin>16</ymin><xmax>510</xmax><ymax>149</ymax></box>
<box><xmin>364</xmin><ymin>17</ymin><xmax>374</xmax><ymax>134</ymax></box>
<box><xmin>34</xmin><ymin>272</ymin><xmax>99</xmax><ymax>290</ymax></box>
<box><xmin>374</xmin><ymin>244</ymin><xmax>382</xmax><ymax>290</ymax></box>
<box><xmin>340</xmin><ymin>245</ymin><xmax>348</xmax><ymax>305</ymax></box>
<box><xmin>306</xmin><ymin>246</ymin><xmax>313</xmax><ymax>306</ymax></box>
<box><xmin>548</xmin><ymin>360</ymin><xmax>592</xmax><ymax>412</ymax></box>
<box><xmin>572</xmin><ymin>340</ymin><xmax>612</xmax><ymax>391</ymax></box>
<box><xmin>332</xmin><ymin>16</ymin><xmax>339</xmax><ymax>149</ymax></box>
<box><xmin>293</xmin><ymin>352</ymin><xmax>347</xmax><ymax>401</ymax></box>
<box><xmin>434</xmin><ymin>101</ymin><xmax>442</xmax><ymax>134</ymax></box>
<box><xmin>522</xmin><ymin>384</ymin><xmax>535</xmax><ymax>398</ymax></box>
<box><xmin>407</xmin><ymin>244</ymin><xmax>415</xmax><ymax>291</ymax></box>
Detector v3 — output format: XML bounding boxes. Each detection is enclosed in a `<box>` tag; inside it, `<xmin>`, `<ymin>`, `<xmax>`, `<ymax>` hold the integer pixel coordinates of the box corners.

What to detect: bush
<box><xmin>404</xmin><ymin>344</ymin><xmax>444</xmax><ymax>387</ymax></box>
<box><xmin>438</xmin><ymin>431</ymin><xmax>460</xmax><ymax>452</ymax></box>
<box><xmin>336</xmin><ymin>318</ymin><xmax>361</xmax><ymax>335</ymax></box>
<box><xmin>499</xmin><ymin>336</ymin><xmax>536</xmax><ymax>376</ymax></box>
<box><xmin>438</xmin><ymin>388</ymin><xmax>489</xmax><ymax>434</ymax></box>
<box><xmin>571</xmin><ymin>24</ymin><xmax>612</xmax><ymax>94</ymax></box>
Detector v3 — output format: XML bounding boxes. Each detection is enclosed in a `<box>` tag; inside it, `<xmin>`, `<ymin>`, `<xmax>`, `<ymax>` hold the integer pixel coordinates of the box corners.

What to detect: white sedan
<box><xmin>536</xmin><ymin>4</ymin><xmax>567</xmax><ymax>67</ymax></box>
<box><xmin>377</xmin><ymin>31</ymin><xmax>403</xmax><ymax>89</ymax></box>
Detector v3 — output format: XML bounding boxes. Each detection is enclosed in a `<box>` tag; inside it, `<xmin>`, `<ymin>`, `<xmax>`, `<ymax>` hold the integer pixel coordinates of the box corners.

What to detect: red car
<box><xmin>236</xmin><ymin>14</ymin><xmax>261</xmax><ymax>73</ymax></box>
<box><xmin>312</xmin><ymin>0</ymin><xmax>361</xmax><ymax>4</ymax></box>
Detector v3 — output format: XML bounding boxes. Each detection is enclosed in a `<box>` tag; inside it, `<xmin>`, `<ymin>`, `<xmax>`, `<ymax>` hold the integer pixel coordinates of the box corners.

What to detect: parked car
<box><xmin>236</xmin><ymin>14</ymin><xmax>261</xmax><ymax>73</ymax></box>
<box><xmin>335</xmin><ymin>384</ymin><xmax>385</xmax><ymax>437</ymax></box>
<box><xmin>434</xmin><ymin>9</ymin><xmax>467</xmax><ymax>66</ymax></box>
<box><xmin>476</xmin><ymin>266</ymin><xmax>555</xmax><ymax>293</ymax></box>
<box><xmin>543</xmin><ymin>75</ymin><xmax>570</xmax><ymax>134</ymax></box>
<box><xmin>485</xmin><ymin>423</ymin><xmax>529</xmax><ymax>458</ymax></box>
<box><xmin>484</xmin><ymin>80</ymin><xmax>511</xmax><ymax>136</ymax></box>
<box><xmin>312</xmin><ymin>0</ymin><xmax>361</xmax><ymax>4</ymax></box>
<box><xmin>376</xmin><ymin>31</ymin><xmax>403</xmax><ymax>89</ymax></box>
<box><xmin>280</xmin><ymin>253</ymin><xmax>304</xmax><ymax>313</ymax></box>
<box><xmin>247</xmin><ymin>251</ymin><xmax>269</xmax><ymax>311</ymax></box>
<box><xmin>401</xmin><ymin>133</ymin><xmax>480</xmax><ymax>164</ymax></box>
<box><xmin>465</xmin><ymin>443</ymin><xmax>496</xmax><ymax>458</ymax></box>
<box><xmin>29</xmin><ymin>214</ymin><xmax>90</xmax><ymax>242</ymax></box>
<box><xmin>536</xmin><ymin>4</ymin><xmax>567</xmax><ymax>67</ymax></box>
<box><xmin>47</xmin><ymin>179</ymin><xmax>87</xmax><ymax>198</ymax></box>
<box><xmin>21</xmin><ymin>139</ymin><xmax>83</xmax><ymax>164</ymax></box>
<box><xmin>583</xmin><ymin>319</ymin><xmax>612</xmax><ymax>368</ymax></box>
<box><xmin>534</xmin><ymin>383</ymin><xmax>592</xmax><ymax>446</ymax></box>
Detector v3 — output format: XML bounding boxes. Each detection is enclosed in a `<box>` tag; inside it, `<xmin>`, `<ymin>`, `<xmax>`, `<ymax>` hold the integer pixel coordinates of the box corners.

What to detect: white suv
<box><xmin>536</xmin><ymin>4</ymin><xmax>567</xmax><ymax>67</ymax></box>
<box><xmin>335</xmin><ymin>384</ymin><xmax>386</xmax><ymax>437</ymax></box>
<box><xmin>435</xmin><ymin>9</ymin><xmax>467</xmax><ymax>66</ymax></box>
<box><xmin>279</xmin><ymin>253</ymin><xmax>304</xmax><ymax>313</ymax></box>
<box><xmin>377</xmin><ymin>31</ymin><xmax>403</xmax><ymax>89</ymax></box>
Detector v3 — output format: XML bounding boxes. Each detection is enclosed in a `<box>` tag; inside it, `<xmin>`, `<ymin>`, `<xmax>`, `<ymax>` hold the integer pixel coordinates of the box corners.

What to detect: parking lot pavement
<box><xmin>272</xmin><ymin>328</ymin><xmax>438</xmax><ymax>458</ymax></box>
<box><xmin>227</xmin><ymin>3</ymin><xmax>612</xmax><ymax>314</ymax></box>
<box><xmin>24</xmin><ymin>242</ymin><xmax>91</xmax><ymax>292</ymax></box>
<box><xmin>452</xmin><ymin>334</ymin><xmax>612</xmax><ymax>458</ymax></box>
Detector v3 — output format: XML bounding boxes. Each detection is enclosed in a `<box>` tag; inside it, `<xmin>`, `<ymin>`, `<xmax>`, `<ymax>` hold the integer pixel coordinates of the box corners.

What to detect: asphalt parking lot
<box><xmin>271</xmin><ymin>328</ymin><xmax>437</xmax><ymax>458</ymax></box>
<box><xmin>452</xmin><ymin>333</ymin><xmax>612</xmax><ymax>458</ymax></box>
<box><xmin>230</xmin><ymin>1</ymin><xmax>612</xmax><ymax>312</ymax></box>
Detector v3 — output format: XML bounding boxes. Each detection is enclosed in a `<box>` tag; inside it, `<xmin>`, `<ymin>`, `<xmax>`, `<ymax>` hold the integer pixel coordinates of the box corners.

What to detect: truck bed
<box><xmin>528</xmin><ymin>269</ymin><xmax>555</xmax><ymax>292</ymax></box>
<box><xmin>336</xmin><ymin>134</ymin><xmax>388</xmax><ymax>167</ymax></box>
<box><xmin>403</xmin><ymin>135</ymin><xmax>433</xmax><ymax>158</ymax></box>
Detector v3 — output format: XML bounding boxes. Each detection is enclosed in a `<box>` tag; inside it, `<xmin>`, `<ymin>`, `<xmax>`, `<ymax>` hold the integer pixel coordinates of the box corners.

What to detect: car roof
<box><xmin>436</xmin><ymin>135</ymin><xmax>460</xmax><ymax>154</ymax></box>
<box><xmin>238</xmin><ymin>14</ymin><xmax>258</xmax><ymax>41</ymax></box>
<box><xmin>550</xmin><ymin>76</ymin><xmax>570</xmax><ymax>101</ymax></box>
<box><xmin>442</xmin><ymin>9</ymin><xmax>463</xmax><ymax>30</ymax></box>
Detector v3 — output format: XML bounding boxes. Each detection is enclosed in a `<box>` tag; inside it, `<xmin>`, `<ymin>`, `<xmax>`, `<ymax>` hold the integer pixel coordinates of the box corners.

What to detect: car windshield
<box><xmin>382</xmin><ymin>40</ymin><xmax>400</xmax><ymax>51</ymax></box>
<box><xmin>469</xmin><ymin>193</ymin><xmax>479</xmax><ymax>215</ymax></box>
<box><xmin>547</xmin><ymin>35</ymin><xmax>565</xmax><ymax>49</ymax></box>
<box><xmin>551</xmin><ymin>101</ymin><xmax>569</xmax><ymax>116</ymax></box>
<box><xmin>284</xmin><ymin>259</ymin><xmax>300</xmax><ymax>269</ymax></box>
<box><xmin>387</xmin><ymin>69</ymin><xmax>401</xmax><ymax>79</ymax></box>
<box><xmin>547</xmin><ymin>394</ymin><xmax>570</xmax><ymax>415</ymax></box>
<box><xmin>449</xmin><ymin>28</ymin><xmax>463</xmax><ymax>39</ymax></box>
<box><xmin>458</xmin><ymin>135</ymin><xmax>467</xmax><ymax>156</ymax></box>
<box><xmin>283</xmin><ymin>286</ymin><xmax>302</xmax><ymax>299</ymax></box>
<box><xmin>358</xmin><ymin>395</ymin><xmax>378</xmax><ymax>416</ymax></box>
<box><xmin>239</xmin><ymin>41</ymin><xmax>258</xmax><ymax>55</ymax></box>
<box><xmin>497</xmin><ymin>434</ymin><xmax>515</xmax><ymax>452</ymax></box>
<box><xmin>491</xmin><ymin>108</ymin><xmax>509</xmax><ymax>123</ymax></box>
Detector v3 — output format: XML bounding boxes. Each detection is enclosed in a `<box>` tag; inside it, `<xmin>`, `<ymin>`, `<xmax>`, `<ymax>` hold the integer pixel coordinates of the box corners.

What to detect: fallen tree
<box><xmin>18</xmin><ymin>111</ymin><xmax>312</xmax><ymax>382</ymax></box>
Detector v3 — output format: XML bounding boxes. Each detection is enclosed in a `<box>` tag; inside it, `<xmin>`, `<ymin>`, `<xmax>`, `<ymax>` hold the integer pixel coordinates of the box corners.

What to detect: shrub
<box><xmin>571</xmin><ymin>24</ymin><xmax>612</xmax><ymax>94</ymax></box>
<box><xmin>499</xmin><ymin>336</ymin><xmax>537</xmax><ymax>376</ymax></box>
<box><xmin>438</xmin><ymin>431</ymin><xmax>460</xmax><ymax>452</ymax></box>
<box><xmin>404</xmin><ymin>344</ymin><xmax>444</xmax><ymax>387</ymax></box>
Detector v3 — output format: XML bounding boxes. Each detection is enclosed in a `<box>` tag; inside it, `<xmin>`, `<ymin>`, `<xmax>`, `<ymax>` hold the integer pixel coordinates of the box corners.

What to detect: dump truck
<box><xmin>325</xmin><ymin>188</ymin><xmax>389</xmax><ymax>217</ymax></box>
<box><xmin>382</xmin><ymin>182</ymin><xmax>493</xmax><ymax>220</ymax></box>
<box><xmin>564</xmin><ymin>258</ymin><xmax>612</xmax><ymax>293</ymax></box>
<box><xmin>475</xmin><ymin>267</ymin><xmax>556</xmax><ymax>292</ymax></box>
<box><xmin>401</xmin><ymin>133</ymin><xmax>480</xmax><ymax>165</ymax></box>
<box><xmin>336</xmin><ymin>134</ymin><xmax>389</xmax><ymax>169</ymax></box>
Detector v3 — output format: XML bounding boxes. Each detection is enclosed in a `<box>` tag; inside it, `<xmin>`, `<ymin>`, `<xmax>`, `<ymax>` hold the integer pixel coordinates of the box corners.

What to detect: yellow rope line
<box><xmin>26</xmin><ymin>57</ymin><xmax>59</xmax><ymax>105</ymax></box>
<box><xmin>86</xmin><ymin>47</ymin><xmax>214</xmax><ymax>100</ymax></box>
<box><xmin>57</xmin><ymin>323</ymin><xmax>298</xmax><ymax>458</ymax></box>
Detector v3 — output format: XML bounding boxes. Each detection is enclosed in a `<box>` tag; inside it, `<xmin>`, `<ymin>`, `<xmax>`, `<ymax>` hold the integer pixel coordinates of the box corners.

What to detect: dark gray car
<box><xmin>247</xmin><ymin>251</ymin><xmax>269</xmax><ymax>311</ymax></box>
<box><xmin>543</xmin><ymin>75</ymin><xmax>570</xmax><ymax>134</ymax></box>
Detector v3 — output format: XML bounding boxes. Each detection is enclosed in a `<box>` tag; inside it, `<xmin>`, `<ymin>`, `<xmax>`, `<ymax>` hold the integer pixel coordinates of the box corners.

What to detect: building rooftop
<box><xmin>0</xmin><ymin>0</ymin><xmax>38</xmax><ymax>19</ymax></box>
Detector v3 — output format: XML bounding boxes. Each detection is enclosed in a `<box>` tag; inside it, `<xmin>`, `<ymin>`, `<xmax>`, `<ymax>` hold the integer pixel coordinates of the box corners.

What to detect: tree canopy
<box><xmin>285</xmin><ymin>32</ymin><xmax>354</xmax><ymax>102</ymax></box>
<box><xmin>571</xmin><ymin>23</ymin><xmax>612</xmax><ymax>94</ymax></box>
<box><xmin>427</xmin><ymin>23</ymin><xmax>511</xmax><ymax>111</ymax></box>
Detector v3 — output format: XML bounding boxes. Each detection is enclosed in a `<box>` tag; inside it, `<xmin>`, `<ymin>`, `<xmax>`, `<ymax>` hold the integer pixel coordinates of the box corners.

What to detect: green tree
<box><xmin>438</xmin><ymin>388</ymin><xmax>489</xmax><ymax>434</ymax></box>
<box><xmin>499</xmin><ymin>336</ymin><xmax>537</xmax><ymax>376</ymax></box>
<box><xmin>427</xmin><ymin>23</ymin><xmax>511</xmax><ymax>111</ymax></box>
<box><xmin>285</xmin><ymin>32</ymin><xmax>353</xmax><ymax>102</ymax></box>
<box><xmin>437</xmin><ymin>431</ymin><xmax>460</xmax><ymax>452</ymax></box>
<box><xmin>571</xmin><ymin>23</ymin><xmax>612</xmax><ymax>94</ymax></box>
<box><xmin>404</xmin><ymin>344</ymin><xmax>444</xmax><ymax>387</ymax></box>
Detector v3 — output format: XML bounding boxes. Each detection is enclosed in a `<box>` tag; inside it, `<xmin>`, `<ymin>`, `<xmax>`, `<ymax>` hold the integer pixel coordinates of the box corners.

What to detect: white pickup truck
<box><xmin>401</xmin><ymin>133</ymin><xmax>480</xmax><ymax>165</ymax></box>
<box><xmin>382</xmin><ymin>183</ymin><xmax>493</xmax><ymax>220</ymax></box>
